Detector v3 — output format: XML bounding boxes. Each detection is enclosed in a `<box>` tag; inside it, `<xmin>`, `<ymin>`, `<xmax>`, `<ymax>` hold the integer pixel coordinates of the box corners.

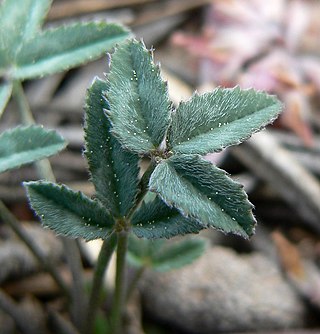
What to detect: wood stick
<box><xmin>232</xmin><ymin>131</ymin><xmax>320</xmax><ymax>233</ymax></box>
<box><xmin>48</xmin><ymin>0</ymin><xmax>156</xmax><ymax>20</ymax></box>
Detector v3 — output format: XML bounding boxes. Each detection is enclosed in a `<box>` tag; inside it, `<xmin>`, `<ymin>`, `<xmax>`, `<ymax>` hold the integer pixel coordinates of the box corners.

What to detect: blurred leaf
<box><xmin>84</xmin><ymin>77</ymin><xmax>140</xmax><ymax>217</ymax></box>
<box><xmin>127</xmin><ymin>235</ymin><xmax>207</xmax><ymax>272</ymax></box>
<box><xmin>131</xmin><ymin>196</ymin><xmax>204</xmax><ymax>239</ymax></box>
<box><xmin>0</xmin><ymin>125</ymin><xmax>66</xmax><ymax>173</ymax></box>
<box><xmin>149</xmin><ymin>154</ymin><xmax>256</xmax><ymax>238</ymax></box>
<box><xmin>0</xmin><ymin>82</ymin><xmax>12</xmax><ymax>117</ymax></box>
<box><xmin>168</xmin><ymin>87</ymin><xmax>282</xmax><ymax>155</ymax></box>
<box><xmin>0</xmin><ymin>0</ymin><xmax>130</xmax><ymax>80</ymax></box>
<box><xmin>13</xmin><ymin>23</ymin><xmax>130</xmax><ymax>80</ymax></box>
<box><xmin>25</xmin><ymin>181</ymin><xmax>114</xmax><ymax>241</ymax></box>
<box><xmin>0</xmin><ymin>0</ymin><xmax>51</xmax><ymax>64</ymax></box>
<box><xmin>107</xmin><ymin>39</ymin><xmax>171</xmax><ymax>154</ymax></box>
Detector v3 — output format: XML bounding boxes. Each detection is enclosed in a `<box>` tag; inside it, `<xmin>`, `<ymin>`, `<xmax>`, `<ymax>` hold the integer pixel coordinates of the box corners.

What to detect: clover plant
<box><xmin>0</xmin><ymin>0</ymin><xmax>131</xmax><ymax>331</ymax></box>
<box><xmin>0</xmin><ymin>0</ymin><xmax>129</xmax><ymax>285</ymax></box>
<box><xmin>0</xmin><ymin>0</ymin><xmax>130</xmax><ymax>168</ymax></box>
<box><xmin>24</xmin><ymin>39</ymin><xmax>282</xmax><ymax>333</ymax></box>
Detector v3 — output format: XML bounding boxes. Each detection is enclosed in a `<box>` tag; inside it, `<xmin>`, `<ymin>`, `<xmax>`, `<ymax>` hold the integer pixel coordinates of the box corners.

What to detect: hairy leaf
<box><xmin>149</xmin><ymin>155</ymin><xmax>256</xmax><ymax>238</ymax></box>
<box><xmin>127</xmin><ymin>235</ymin><xmax>207</xmax><ymax>272</ymax></box>
<box><xmin>107</xmin><ymin>39</ymin><xmax>171</xmax><ymax>154</ymax></box>
<box><xmin>0</xmin><ymin>0</ymin><xmax>51</xmax><ymax>64</ymax></box>
<box><xmin>85</xmin><ymin>77</ymin><xmax>140</xmax><ymax>217</ymax></box>
<box><xmin>25</xmin><ymin>181</ymin><xmax>114</xmax><ymax>241</ymax></box>
<box><xmin>0</xmin><ymin>125</ymin><xmax>66</xmax><ymax>173</ymax></box>
<box><xmin>168</xmin><ymin>87</ymin><xmax>282</xmax><ymax>154</ymax></box>
<box><xmin>131</xmin><ymin>196</ymin><xmax>204</xmax><ymax>239</ymax></box>
<box><xmin>12</xmin><ymin>23</ymin><xmax>130</xmax><ymax>80</ymax></box>
<box><xmin>0</xmin><ymin>82</ymin><xmax>12</xmax><ymax>116</ymax></box>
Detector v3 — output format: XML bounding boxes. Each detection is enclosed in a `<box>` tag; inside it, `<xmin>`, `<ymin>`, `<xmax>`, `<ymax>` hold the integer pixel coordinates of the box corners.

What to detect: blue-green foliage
<box><xmin>0</xmin><ymin>125</ymin><xmax>66</xmax><ymax>173</ymax></box>
<box><xmin>127</xmin><ymin>235</ymin><xmax>208</xmax><ymax>272</ymax></box>
<box><xmin>106</xmin><ymin>40</ymin><xmax>171</xmax><ymax>154</ymax></box>
<box><xmin>26</xmin><ymin>39</ymin><xmax>282</xmax><ymax>241</ymax></box>
<box><xmin>84</xmin><ymin>78</ymin><xmax>140</xmax><ymax>218</ymax></box>
<box><xmin>0</xmin><ymin>0</ymin><xmax>130</xmax><ymax>111</ymax></box>
<box><xmin>25</xmin><ymin>181</ymin><xmax>114</xmax><ymax>241</ymax></box>
<box><xmin>131</xmin><ymin>196</ymin><xmax>204</xmax><ymax>239</ymax></box>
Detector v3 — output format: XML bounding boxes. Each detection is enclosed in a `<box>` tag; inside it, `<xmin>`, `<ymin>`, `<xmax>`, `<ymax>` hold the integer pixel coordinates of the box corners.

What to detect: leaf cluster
<box><xmin>25</xmin><ymin>39</ymin><xmax>282</xmax><ymax>241</ymax></box>
<box><xmin>127</xmin><ymin>235</ymin><xmax>208</xmax><ymax>272</ymax></box>
<box><xmin>0</xmin><ymin>0</ymin><xmax>129</xmax><ymax>83</ymax></box>
<box><xmin>0</xmin><ymin>0</ymin><xmax>130</xmax><ymax>173</ymax></box>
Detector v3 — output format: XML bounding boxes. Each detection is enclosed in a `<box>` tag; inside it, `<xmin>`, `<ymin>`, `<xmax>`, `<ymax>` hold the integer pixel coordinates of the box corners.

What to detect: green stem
<box><xmin>126</xmin><ymin>160</ymin><xmax>156</xmax><ymax>221</ymax></box>
<box><xmin>11</xmin><ymin>81</ymin><xmax>84</xmax><ymax>314</ymax></box>
<box><xmin>12</xmin><ymin>80</ymin><xmax>55</xmax><ymax>181</ymax></box>
<box><xmin>12</xmin><ymin>80</ymin><xmax>35</xmax><ymax>125</ymax></box>
<box><xmin>109</xmin><ymin>231</ymin><xmax>129</xmax><ymax>334</ymax></box>
<box><xmin>0</xmin><ymin>200</ymin><xmax>70</xmax><ymax>297</ymax></box>
<box><xmin>83</xmin><ymin>233</ymin><xmax>117</xmax><ymax>334</ymax></box>
<box><xmin>126</xmin><ymin>267</ymin><xmax>145</xmax><ymax>302</ymax></box>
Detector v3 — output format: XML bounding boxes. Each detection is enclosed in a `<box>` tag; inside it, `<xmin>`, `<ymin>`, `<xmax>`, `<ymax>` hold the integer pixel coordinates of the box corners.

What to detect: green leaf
<box><xmin>0</xmin><ymin>82</ymin><xmax>12</xmax><ymax>117</ymax></box>
<box><xmin>106</xmin><ymin>39</ymin><xmax>171</xmax><ymax>154</ymax></box>
<box><xmin>0</xmin><ymin>0</ymin><xmax>51</xmax><ymax>64</ymax></box>
<box><xmin>127</xmin><ymin>235</ymin><xmax>207</xmax><ymax>272</ymax></box>
<box><xmin>24</xmin><ymin>181</ymin><xmax>115</xmax><ymax>241</ymax></box>
<box><xmin>12</xmin><ymin>23</ymin><xmax>130</xmax><ymax>80</ymax></box>
<box><xmin>0</xmin><ymin>125</ymin><xmax>66</xmax><ymax>173</ymax></box>
<box><xmin>84</xmin><ymin>77</ymin><xmax>140</xmax><ymax>217</ymax></box>
<box><xmin>131</xmin><ymin>196</ymin><xmax>204</xmax><ymax>239</ymax></box>
<box><xmin>167</xmin><ymin>87</ymin><xmax>282</xmax><ymax>155</ymax></box>
<box><xmin>149</xmin><ymin>155</ymin><xmax>256</xmax><ymax>238</ymax></box>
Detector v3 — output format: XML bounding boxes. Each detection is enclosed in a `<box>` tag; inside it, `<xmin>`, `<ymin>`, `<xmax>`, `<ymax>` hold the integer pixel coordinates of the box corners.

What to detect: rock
<box><xmin>140</xmin><ymin>246</ymin><xmax>306</xmax><ymax>333</ymax></box>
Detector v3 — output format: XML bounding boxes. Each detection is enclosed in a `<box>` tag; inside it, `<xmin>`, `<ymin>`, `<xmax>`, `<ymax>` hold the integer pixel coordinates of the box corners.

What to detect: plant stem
<box><xmin>12</xmin><ymin>81</ymin><xmax>35</xmax><ymax>125</ymax></box>
<box><xmin>0</xmin><ymin>200</ymin><xmax>70</xmax><ymax>297</ymax></box>
<box><xmin>126</xmin><ymin>267</ymin><xmax>145</xmax><ymax>302</ymax></box>
<box><xmin>126</xmin><ymin>160</ymin><xmax>156</xmax><ymax>221</ymax></box>
<box><xmin>12</xmin><ymin>80</ymin><xmax>55</xmax><ymax>181</ymax></box>
<box><xmin>109</xmin><ymin>231</ymin><xmax>129</xmax><ymax>334</ymax></box>
<box><xmin>83</xmin><ymin>233</ymin><xmax>117</xmax><ymax>334</ymax></box>
<box><xmin>62</xmin><ymin>239</ymin><xmax>86</xmax><ymax>330</ymax></box>
<box><xmin>12</xmin><ymin>80</ymin><xmax>85</xmax><ymax>317</ymax></box>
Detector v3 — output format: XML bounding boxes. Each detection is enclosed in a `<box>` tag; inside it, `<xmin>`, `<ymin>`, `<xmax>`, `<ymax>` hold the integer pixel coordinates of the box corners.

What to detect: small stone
<box><xmin>140</xmin><ymin>246</ymin><xmax>305</xmax><ymax>333</ymax></box>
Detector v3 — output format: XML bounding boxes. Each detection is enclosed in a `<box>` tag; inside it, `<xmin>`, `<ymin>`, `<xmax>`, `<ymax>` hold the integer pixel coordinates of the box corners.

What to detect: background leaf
<box><xmin>127</xmin><ymin>235</ymin><xmax>207</xmax><ymax>272</ymax></box>
<box><xmin>0</xmin><ymin>82</ymin><xmax>12</xmax><ymax>117</ymax></box>
<box><xmin>131</xmin><ymin>196</ymin><xmax>204</xmax><ymax>239</ymax></box>
<box><xmin>12</xmin><ymin>23</ymin><xmax>130</xmax><ymax>80</ymax></box>
<box><xmin>0</xmin><ymin>125</ymin><xmax>66</xmax><ymax>173</ymax></box>
<box><xmin>25</xmin><ymin>181</ymin><xmax>115</xmax><ymax>241</ymax></box>
<box><xmin>85</xmin><ymin>77</ymin><xmax>140</xmax><ymax>217</ymax></box>
<box><xmin>168</xmin><ymin>87</ymin><xmax>282</xmax><ymax>155</ymax></box>
<box><xmin>107</xmin><ymin>39</ymin><xmax>171</xmax><ymax>154</ymax></box>
<box><xmin>149</xmin><ymin>155</ymin><xmax>256</xmax><ymax>238</ymax></box>
<box><xmin>0</xmin><ymin>0</ymin><xmax>51</xmax><ymax>64</ymax></box>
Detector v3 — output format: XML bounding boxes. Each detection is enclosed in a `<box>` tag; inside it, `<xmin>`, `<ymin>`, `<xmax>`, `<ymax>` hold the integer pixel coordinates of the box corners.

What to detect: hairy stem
<box><xmin>12</xmin><ymin>81</ymin><xmax>84</xmax><ymax>313</ymax></box>
<box><xmin>12</xmin><ymin>80</ymin><xmax>55</xmax><ymax>181</ymax></box>
<box><xmin>83</xmin><ymin>233</ymin><xmax>117</xmax><ymax>334</ymax></box>
<box><xmin>126</xmin><ymin>160</ymin><xmax>156</xmax><ymax>221</ymax></box>
<box><xmin>109</xmin><ymin>231</ymin><xmax>129</xmax><ymax>334</ymax></box>
<box><xmin>0</xmin><ymin>200</ymin><xmax>69</xmax><ymax>297</ymax></box>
